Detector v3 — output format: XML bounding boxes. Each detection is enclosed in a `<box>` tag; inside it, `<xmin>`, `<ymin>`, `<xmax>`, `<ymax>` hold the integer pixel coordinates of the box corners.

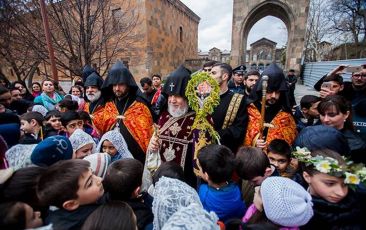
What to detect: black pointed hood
<box><xmin>162</xmin><ymin>65</ymin><xmax>191</xmax><ymax>97</ymax></box>
<box><xmin>102</xmin><ymin>60</ymin><xmax>138</xmax><ymax>90</ymax></box>
<box><xmin>84</xmin><ymin>72</ymin><xmax>103</xmax><ymax>89</ymax></box>
<box><xmin>256</xmin><ymin>63</ymin><xmax>288</xmax><ymax>93</ymax></box>
<box><xmin>248</xmin><ymin>63</ymin><xmax>291</xmax><ymax>112</ymax></box>
<box><xmin>82</xmin><ymin>65</ymin><xmax>96</xmax><ymax>82</ymax></box>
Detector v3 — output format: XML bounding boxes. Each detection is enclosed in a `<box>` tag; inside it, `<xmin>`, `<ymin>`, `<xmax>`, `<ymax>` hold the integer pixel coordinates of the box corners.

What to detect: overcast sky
<box><xmin>180</xmin><ymin>0</ymin><xmax>288</xmax><ymax>51</ymax></box>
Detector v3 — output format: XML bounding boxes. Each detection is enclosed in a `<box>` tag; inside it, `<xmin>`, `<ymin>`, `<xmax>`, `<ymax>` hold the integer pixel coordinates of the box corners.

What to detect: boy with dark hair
<box><xmin>293</xmin><ymin>95</ymin><xmax>321</xmax><ymax>132</ymax></box>
<box><xmin>197</xmin><ymin>144</ymin><xmax>245</xmax><ymax>222</ymax></box>
<box><xmin>60</xmin><ymin>110</ymin><xmax>83</xmax><ymax>136</ymax></box>
<box><xmin>103</xmin><ymin>159</ymin><xmax>153</xmax><ymax>230</ymax></box>
<box><xmin>267</xmin><ymin>139</ymin><xmax>292</xmax><ymax>176</ymax></box>
<box><xmin>314</xmin><ymin>72</ymin><xmax>345</xmax><ymax>98</ymax></box>
<box><xmin>236</xmin><ymin>147</ymin><xmax>277</xmax><ymax>186</ymax></box>
<box><xmin>37</xmin><ymin>159</ymin><xmax>104</xmax><ymax>230</ymax></box>
<box><xmin>235</xmin><ymin>146</ymin><xmax>278</xmax><ymax>205</ymax></box>
<box><xmin>44</xmin><ymin>110</ymin><xmax>62</xmax><ymax>137</ymax></box>
<box><xmin>19</xmin><ymin>112</ymin><xmax>45</xmax><ymax>143</ymax></box>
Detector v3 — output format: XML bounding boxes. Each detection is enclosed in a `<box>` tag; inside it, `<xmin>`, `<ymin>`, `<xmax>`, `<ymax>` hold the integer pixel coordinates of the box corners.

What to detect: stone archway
<box><xmin>231</xmin><ymin>0</ymin><xmax>310</xmax><ymax>72</ymax></box>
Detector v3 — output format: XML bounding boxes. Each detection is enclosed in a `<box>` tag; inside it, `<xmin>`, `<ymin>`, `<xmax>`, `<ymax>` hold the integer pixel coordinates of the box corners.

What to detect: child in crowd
<box><xmin>267</xmin><ymin>139</ymin><xmax>295</xmax><ymax>177</ymax></box>
<box><xmin>69</xmin><ymin>129</ymin><xmax>96</xmax><ymax>159</ymax></box>
<box><xmin>96</xmin><ymin>129</ymin><xmax>132</xmax><ymax>162</ymax></box>
<box><xmin>79</xmin><ymin>111</ymin><xmax>99</xmax><ymax>139</ymax></box>
<box><xmin>294</xmin><ymin>148</ymin><xmax>366</xmax><ymax>229</ymax></box>
<box><xmin>1</xmin><ymin>167</ymin><xmax>47</xmax><ymax>217</ymax></box>
<box><xmin>57</xmin><ymin>98</ymin><xmax>79</xmax><ymax>112</ymax></box>
<box><xmin>83</xmin><ymin>153</ymin><xmax>111</xmax><ymax>179</ymax></box>
<box><xmin>31</xmin><ymin>135</ymin><xmax>73</xmax><ymax>167</ymax></box>
<box><xmin>236</xmin><ymin>146</ymin><xmax>278</xmax><ymax>186</ymax></box>
<box><xmin>152</xmin><ymin>176</ymin><xmax>202</xmax><ymax>230</ymax></box>
<box><xmin>0</xmin><ymin>201</ymin><xmax>44</xmax><ymax>230</ymax></box>
<box><xmin>161</xmin><ymin>203</ymin><xmax>220</xmax><ymax>230</ymax></box>
<box><xmin>197</xmin><ymin>144</ymin><xmax>246</xmax><ymax>222</ymax></box>
<box><xmin>44</xmin><ymin>110</ymin><xmax>63</xmax><ymax>137</ymax></box>
<box><xmin>81</xmin><ymin>201</ymin><xmax>137</xmax><ymax>230</ymax></box>
<box><xmin>103</xmin><ymin>159</ymin><xmax>153</xmax><ymax>230</ymax></box>
<box><xmin>37</xmin><ymin>159</ymin><xmax>104</xmax><ymax>230</ymax></box>
<box><xmin>293</xmin><ymin>95</ymin><xmax>321</xmax><ymax>132</ymax></box>
<box><xmin>242</xmin><ymin>177</ymin><xmax>313</xmax><ymax>228</ymax></box>
<box><xmin>5</xmin><ymin>143</ymin><xmax>37</xmax><ymax>170</ymax></box>
<box><xmin>268</xmin><ymin>139</ymin><xmax>305</xmax><ymax>187</ymax></box>
<box><xmin>60</xmin><ymin>110</ymin><xmax>84</xmax><ymax>136</ymax></box>
<box><xmin>19</xmin><ymin>112</ymin><xmax>45</xmax><ymax>143</ymax></box>
<box><xmin>235</xmin><ymin>147</ymin><xmax>279</xmax><ymax>205</ymax></box>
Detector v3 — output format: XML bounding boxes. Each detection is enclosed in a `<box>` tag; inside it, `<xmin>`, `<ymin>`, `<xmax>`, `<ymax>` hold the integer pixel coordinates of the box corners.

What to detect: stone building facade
<box><xmin>231</xmin><ymin>0</ymin><xmax>309</xmax><ymax>72</ymax></box>
<box><xmin>102</xmin><ymin>0</ymin><xmax>200</xmax><ymax>81</ymax></box>
<box><xmin>1</xmin><ymin>0</ymin><xmax>199</xmax><ymax>83</ymax></box>
<box><xmin>198</xmin><ymin>47</ymin><xmax>231</xmax><ymax>63</ymax></box>
<box><xmin>196</xmin><ymin>38</ymin><xmax>283</xmax><ymax>71</ymax></box>
<box><xmin>247</xmin><ymin>38</ymin><xmax>284</xmax><ymax>70</ymax></box>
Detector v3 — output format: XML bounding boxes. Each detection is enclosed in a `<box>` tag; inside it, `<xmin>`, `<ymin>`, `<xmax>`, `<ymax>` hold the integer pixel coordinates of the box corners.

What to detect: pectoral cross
<box><xmin>170</xmin><ymin>83</ymin><xmax>175</xmax><ymax>91</ymax></box>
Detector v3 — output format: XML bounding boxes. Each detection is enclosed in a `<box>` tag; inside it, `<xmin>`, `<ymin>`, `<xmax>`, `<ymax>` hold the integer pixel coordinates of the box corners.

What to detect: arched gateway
<box><xmin>231</xmin><ymin>0</ymin><xmax>310</xmax><ymax>71</ymax></box>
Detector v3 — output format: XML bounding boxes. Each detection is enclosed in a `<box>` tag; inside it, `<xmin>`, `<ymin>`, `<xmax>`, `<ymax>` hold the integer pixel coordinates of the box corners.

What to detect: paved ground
<box><xmin>294</xmin><ymin>83</ymin><xmax>319</xmax><ymax>105</ymax></box>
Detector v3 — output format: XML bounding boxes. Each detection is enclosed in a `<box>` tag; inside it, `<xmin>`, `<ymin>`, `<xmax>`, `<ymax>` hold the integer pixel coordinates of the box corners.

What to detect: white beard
<box><xmin>168</xmin><ymin>103</ymin><xmax>188</xmax><ymax>118</ymax></box>
<box><xmin>87</xmin><ymin>90</ymin><xmax>101</xmax><ymax>102</ymax></box>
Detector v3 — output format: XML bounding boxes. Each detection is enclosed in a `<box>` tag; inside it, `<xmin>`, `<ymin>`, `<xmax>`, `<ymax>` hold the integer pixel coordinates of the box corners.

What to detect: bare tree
<box><xmin>304</xmin><ymin>0</ymin><xmax>331</xmax><ymax>62</ymax></box>
<box><xmin>327</xmin><ymin>0</ymin><xmax>365</xmax><ymax>46</ymax></box>
<box><xmin>0</xmin><ymin>0</ymin><xmax>141</xmax><ymax>83</ymax></box>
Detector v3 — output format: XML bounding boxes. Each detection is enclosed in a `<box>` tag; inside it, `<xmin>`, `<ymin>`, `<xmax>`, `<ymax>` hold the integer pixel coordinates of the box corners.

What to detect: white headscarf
<box><xmin>69</xmin><ymin>129</ymin><xmax>96</xmax><ymax>153</ymax></box>
<box><xmin>5</xmin><ymin>144</ymin><xmax>37</xmax><ymax>170</ymax></box>
<box><xmin>152</xmin><ymin>177</ymin><xmax>202</xmax><ymax>230</ymax></box>
<box><xmin>32</xmin><ymin>105</ymin><xmax>48</xmax><ymax>117</ymax></box>
<box><xmin>96</xmin><ymin>129</ymin><xmax>133</xmax><ymax>159</ymax></box>
<box><xmin>162</xmin><ymin>203</ymin><xmax>219</xmax><ymax>230</ymax></box>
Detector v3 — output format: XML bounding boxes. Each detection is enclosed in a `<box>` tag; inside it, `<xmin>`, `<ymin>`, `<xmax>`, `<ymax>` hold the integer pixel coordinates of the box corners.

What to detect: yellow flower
<box><xmin>344</xmin><ymin>172</ymin><xmax>360</xmax><ymax>185</ymax></box>
<box><xmin>315</xmin><ymin>160</ymin><xmax>332</xmax><ymax>173</ymax></box>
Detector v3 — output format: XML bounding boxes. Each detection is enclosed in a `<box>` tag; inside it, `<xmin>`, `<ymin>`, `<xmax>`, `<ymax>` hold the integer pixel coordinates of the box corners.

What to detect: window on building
<box><xmin>179</xmin><ymin>26</ymin><xmax>183</xmax><ymax>42</ymax></box>
<box><xmin>112</xmin><ymin>8</ymin><xmax>123</xmax><ymax>31</ymax></box>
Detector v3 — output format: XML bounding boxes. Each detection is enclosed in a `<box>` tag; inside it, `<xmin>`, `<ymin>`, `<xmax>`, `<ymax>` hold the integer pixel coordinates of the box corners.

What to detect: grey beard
<box><xmin>87</xmin><ymin>91</ymin><xmax>101</xmax><ymax>102</ymax></box>
<box><xmin>168</xmin><ymin>104</ymin><xmax>188</xmax><ymax>118</ymax></box>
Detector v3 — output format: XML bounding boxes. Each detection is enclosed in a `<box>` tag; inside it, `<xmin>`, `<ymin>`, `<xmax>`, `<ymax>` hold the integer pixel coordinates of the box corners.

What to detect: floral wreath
<box><xmin>185</xmin><ymin>71</ymin><xmax>220</xmax><ymax>142</ymax></box>
<box><xmin>292</xmin><ymin>147</ymin><xmax>366</xmax><ymax>186</ymax></box>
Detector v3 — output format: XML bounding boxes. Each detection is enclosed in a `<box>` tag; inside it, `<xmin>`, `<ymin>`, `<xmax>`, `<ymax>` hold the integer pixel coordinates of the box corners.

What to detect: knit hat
<box><xmin>161</xmin><ymin>203</ymin><xmax>219</xmax><ymax>230</ymax></box>
<box><xmin>83</xmin><ymin>153</ymin><xmax>111</xmax><ymax>178</ymax></box>
<box><xmin>295</xmin><ymin>125</ymin><xmax>350</xmax><ymax>155</ymax></box>
<box><xmin>31</xmin><ymin>135</ymin><xmax>73</xmax><ymax>166</ymax></box>
<box><xmin>69</xmin><ymin>129</ymin><xmax>96</xmax><ymax>153</ymax></box>
<box><xmin>152</xmin><ymin>177</ymin><xmax>202</xmax><ymax>230</ymax></box>
<box><xmin>261</xmin><ymin>177</ymin><xmax>313</xmax><ymax>227</ymax></box>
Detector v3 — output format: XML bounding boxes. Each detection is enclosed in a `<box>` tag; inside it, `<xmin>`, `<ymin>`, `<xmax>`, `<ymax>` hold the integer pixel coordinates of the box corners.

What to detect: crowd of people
<box><xmin>0</xmin><ymin>60</ymin><xmax>365</xmax><ymax>230</ymax></box>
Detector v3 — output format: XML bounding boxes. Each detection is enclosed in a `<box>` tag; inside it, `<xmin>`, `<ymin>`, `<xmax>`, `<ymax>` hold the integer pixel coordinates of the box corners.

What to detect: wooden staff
<box><xmin>260</xmin><ymin>75</ymin><xmax>269</xmax><ymax>136</ymax></box>
<box><xmin>252</xmin><ymin>75</ymin><xmax>269</xmax><ymax>146</ymax></box>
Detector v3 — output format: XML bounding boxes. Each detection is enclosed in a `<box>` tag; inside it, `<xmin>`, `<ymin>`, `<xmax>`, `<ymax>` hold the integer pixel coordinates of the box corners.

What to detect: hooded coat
<box><xmin>100</xmin><ymin>61</ymin><xmax>153</xmax><ymax>163</ymax></box>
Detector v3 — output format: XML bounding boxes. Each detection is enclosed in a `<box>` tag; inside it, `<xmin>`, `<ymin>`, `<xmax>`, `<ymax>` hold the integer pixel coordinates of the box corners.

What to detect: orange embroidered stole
<box><xmin>84</xmin><ymin>102</ymin><xmax>105</xmax><ymax>135</ymax></box>
<box><xmin>103</xmin><ymin>101</ymin><xmax>153</xmax><ymax>153</ymax></box>
<box><xmin>244</xmin><ymin>103</ymin><xmax>297</xmax><ymax>147</ymax></box>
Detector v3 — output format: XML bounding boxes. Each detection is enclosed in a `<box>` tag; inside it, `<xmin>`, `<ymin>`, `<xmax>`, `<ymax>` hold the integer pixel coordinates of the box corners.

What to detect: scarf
<box><xmin>40</xmin><ymin>92</ymin><xmax>63</xmax><ymax>111</ymax></box>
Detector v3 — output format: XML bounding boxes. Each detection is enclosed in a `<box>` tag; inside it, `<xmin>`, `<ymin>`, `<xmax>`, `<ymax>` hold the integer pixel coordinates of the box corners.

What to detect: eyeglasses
<box><xmin>352</xmin><ymin>74</ymin><xmax>366</xmax><ymax>78</ymax></box>
<box><xmin>203</xmin><ymin>68</ymin><xmax>212</xmax><ymax>72</ymax></box>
